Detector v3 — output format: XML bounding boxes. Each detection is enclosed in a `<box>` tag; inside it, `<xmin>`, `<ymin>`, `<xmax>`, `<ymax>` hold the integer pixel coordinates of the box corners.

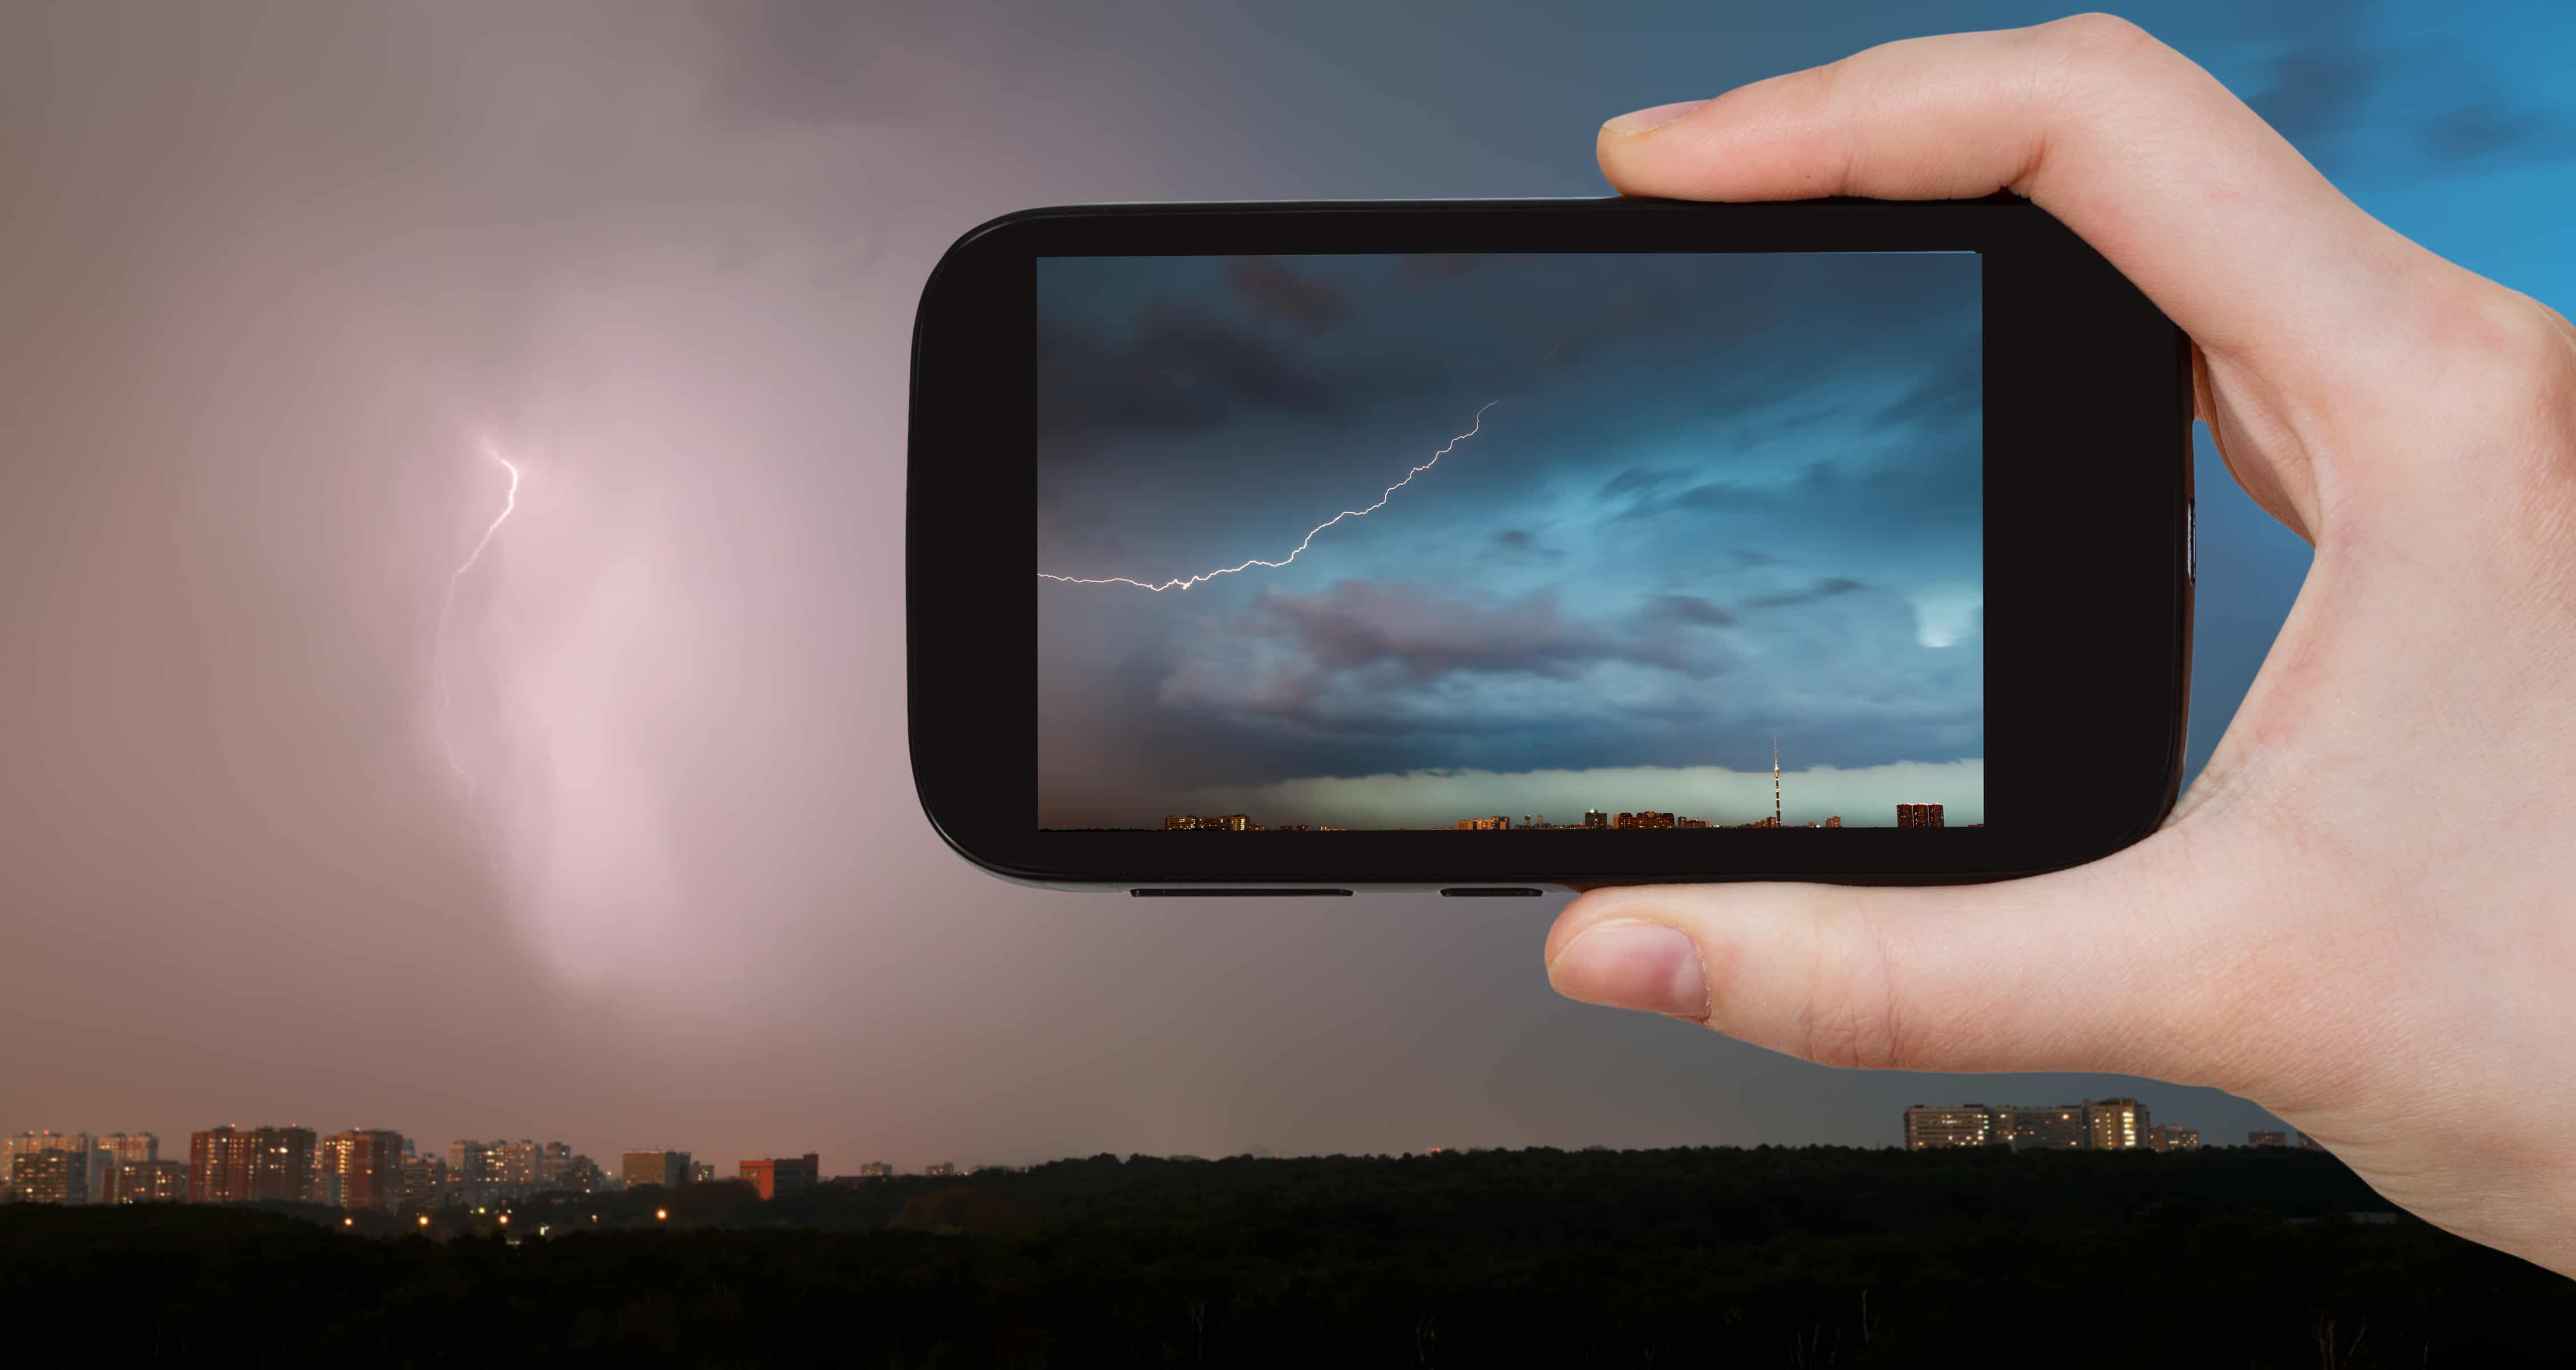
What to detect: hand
<box><xmin>1546</xmin><ymin>13</ymin><xmax>2576</xmax><ymax>1276</ymax></box>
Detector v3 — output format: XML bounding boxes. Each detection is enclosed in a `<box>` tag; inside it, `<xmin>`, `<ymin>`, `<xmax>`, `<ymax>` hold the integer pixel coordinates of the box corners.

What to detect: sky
<box><xmin>1038</xmin><ymin>252</ymin><xmax>1984</xmax><ymax>829</ymax></box>
<box><xmin>3</xmin><ymin>0</ymin><xmax>2571</xmax><ymax>1171</ymax></box>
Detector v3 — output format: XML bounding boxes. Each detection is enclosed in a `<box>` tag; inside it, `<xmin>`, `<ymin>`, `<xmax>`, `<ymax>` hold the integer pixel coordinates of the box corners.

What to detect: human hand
<box><xmin>1546</xmin><ymin>14</ymin><xmax>2576</xmax><ymax>1275</ymax></box>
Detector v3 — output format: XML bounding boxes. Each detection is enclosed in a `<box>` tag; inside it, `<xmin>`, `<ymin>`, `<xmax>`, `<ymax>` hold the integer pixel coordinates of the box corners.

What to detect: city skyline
<box><xmin>5</xmin><ymin>1087</ymin><xmax>2276</xmax><ymax>1210</ymax></box>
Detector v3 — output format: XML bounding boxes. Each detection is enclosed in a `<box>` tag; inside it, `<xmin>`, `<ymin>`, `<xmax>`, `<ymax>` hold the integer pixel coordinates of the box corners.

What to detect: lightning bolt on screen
<box><xmin>1037</xmin><ymin>253</ymin><xmax>1983</xmax><ymax>832</ymax></box>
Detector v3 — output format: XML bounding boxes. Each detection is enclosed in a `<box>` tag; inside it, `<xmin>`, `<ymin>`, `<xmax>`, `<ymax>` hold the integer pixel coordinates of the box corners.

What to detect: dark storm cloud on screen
<box><xmin>1039</xmin><ymin>252</ymin><xmax>1984</xmax><ymax>829</ymax></box>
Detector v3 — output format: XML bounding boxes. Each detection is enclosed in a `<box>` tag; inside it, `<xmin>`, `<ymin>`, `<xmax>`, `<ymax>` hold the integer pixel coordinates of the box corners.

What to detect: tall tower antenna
<box><xmin>1773</xmin><ymin>736</ymin><xmax>1782</xmax><ymax>828</ymax></box>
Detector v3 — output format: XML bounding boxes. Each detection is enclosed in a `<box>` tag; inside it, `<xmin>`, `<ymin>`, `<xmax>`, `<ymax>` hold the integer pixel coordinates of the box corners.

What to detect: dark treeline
<box><xmin>5</xmin><ymin>1146</ymin><xmax>2571</xmax><ymax>1367</ymax></box>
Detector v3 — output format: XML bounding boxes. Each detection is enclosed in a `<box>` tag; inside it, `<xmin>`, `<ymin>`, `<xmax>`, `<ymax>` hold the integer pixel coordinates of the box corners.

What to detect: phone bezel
<box><xmin>909</xmin><ymin>197</ymin><xmax>2192</xmax><ymax>890</ymax></box>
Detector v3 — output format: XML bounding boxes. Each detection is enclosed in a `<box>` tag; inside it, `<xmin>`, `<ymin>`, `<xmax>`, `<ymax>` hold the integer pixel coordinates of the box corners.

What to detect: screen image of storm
<box><xmin>1037</xmin><ymin>252</ymin><xmax>1982</xmax><ymax>832</ymax></box>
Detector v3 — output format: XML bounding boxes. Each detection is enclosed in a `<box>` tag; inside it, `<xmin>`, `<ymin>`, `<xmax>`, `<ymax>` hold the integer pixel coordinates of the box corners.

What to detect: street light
<box><xmin>655</xmin><ymin>1208</ymin><xmax>668</xmax><ymax>1221</ymax></box>
<box><xmin>418</xmin><ymin>1215</ymin><xmax>430</xmax><ymax>1228</ymax></box>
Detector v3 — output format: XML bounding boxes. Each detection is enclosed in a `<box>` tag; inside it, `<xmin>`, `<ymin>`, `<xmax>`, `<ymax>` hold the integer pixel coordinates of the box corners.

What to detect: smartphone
<box><xmin>909</xmin><ymin>197</ymin><xmax>2192</xmax><ymax>894</ymax></box>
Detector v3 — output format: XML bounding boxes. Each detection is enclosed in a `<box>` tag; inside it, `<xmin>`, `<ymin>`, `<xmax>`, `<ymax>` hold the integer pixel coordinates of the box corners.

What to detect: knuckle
<box><xmin>1793</xmin><ymin>894</ymin><xmax>1913</xmax><ymax>1071</ymax></box>
<box><xmin>2024</xmin><ymin>13</ymin><xmax>2173</xmax><ymax>103</ymax></box>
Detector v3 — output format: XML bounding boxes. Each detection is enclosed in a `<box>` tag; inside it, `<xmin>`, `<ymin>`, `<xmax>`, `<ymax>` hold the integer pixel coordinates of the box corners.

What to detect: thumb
<box><xmin>1543</xmin><ymin>831</ymin><xmax>2225</xmax><ymax>1081</ymax></box>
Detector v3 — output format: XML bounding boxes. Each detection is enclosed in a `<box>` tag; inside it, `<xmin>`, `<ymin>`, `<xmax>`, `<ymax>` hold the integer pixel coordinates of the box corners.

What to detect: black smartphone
<box><xmin>909</xmin><ymin>197</ymin><xmax>2192</xmax><ymax>894</ymax></box>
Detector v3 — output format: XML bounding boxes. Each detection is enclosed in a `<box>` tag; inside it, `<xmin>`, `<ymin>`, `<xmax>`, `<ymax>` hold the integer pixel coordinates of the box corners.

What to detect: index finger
<box><xmin>1597</xmin><ymin>14</ymin><xmax>2434</xmax><ymax>384</ymax></box>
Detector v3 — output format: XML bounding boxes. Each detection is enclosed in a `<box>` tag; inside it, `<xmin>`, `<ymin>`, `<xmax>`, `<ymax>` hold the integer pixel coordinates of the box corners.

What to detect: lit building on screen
<box><xmin>2247</xmin><ymin>1130</ymin><xmax>2290</xmax><ymax>1148</ymax></box>
<box><xmin>2146</xmin><ymin>1124</ymin><xmax>2202</xmax><ymax>1152</ymax></box>
<box><xmin>1583</xmin><ymin>810</ymin><xmax>1609</xmax><ymax>829</ymax></box>
<box><xmin>1456</xmin><ymin>816</ymin><xmax>1509</xmax><ymax>831</ymax></box>
<box><xmin>1165</xmin><ymin>813</ymin><xmax>1252</xmax><ymax>831</ymax></box>
<box><xmin>1897</xmin><ymin>803</ymin><xmax>1946</xmax><ymax>828</ymax></box>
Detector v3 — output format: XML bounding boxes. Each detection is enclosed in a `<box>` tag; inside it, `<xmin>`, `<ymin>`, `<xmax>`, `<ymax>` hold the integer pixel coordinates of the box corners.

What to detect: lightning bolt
<box><xmin>436</xmin><ymin>443</ymin><xmax>521</xmax><ymax>793</ymax></box>
<box><xmin>1041</xmin><ymin>400</ymin><xmax>1498</xmax><ymax>592</ymax></box>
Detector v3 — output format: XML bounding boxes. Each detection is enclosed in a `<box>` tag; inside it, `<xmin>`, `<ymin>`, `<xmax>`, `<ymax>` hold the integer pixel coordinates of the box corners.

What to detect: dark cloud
<box><xmin>1744</xmin><ymin>577</ymin><xmax>1866</xmax><ymax>610</ymax></box>
<box><xmin>1227</xmin><ymin>258</ymin><xmax>1356</xmax><ymax>332</ymax></box>
<box><xmin>1489</xmin><ymin>529</ymin><xmax>1566</xmax><ymax>563</ymax></box>
<box><xmin>1644</xmin><ymin>593</ymin><xmax>1737</xmax><ymax>627</ymax></box>
<box><xmin>2421</xmin><ymin>102</ymin><xmax>2576</xmax><ymax>165</ymax></box>
<box><xmin>2246</xmin><ymin>36</ymin><xmax>2382</xmax><ymax>173</ymax></box>
<box><xmin>1245</xmin><ymin>581</ymin><xmax>1714</xmax><ymax>682</ymax></box>
<box><xmin>1601</xmin><ymin>465</ymin><xmax>1678</xmax><ymax>499</ymax></box>
<box><xmin>1039</xmin><ymin>303</ymin><xmax>1358</xmax><ymax>442</ymax></box>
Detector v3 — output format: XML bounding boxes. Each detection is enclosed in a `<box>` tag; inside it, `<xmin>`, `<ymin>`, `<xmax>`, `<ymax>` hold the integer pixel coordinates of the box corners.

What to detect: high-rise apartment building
<box><xmin>247</xmin><ymin>1126</ymin><xmax>316</xmax><ymax>1202</ymax></box>
<box><xmin>738</xmin><ymin>1154</ymin><xmax>820</xmax><ymax>1200</ymax></box>
<box><xmin>108</xmin><ymin>1159</ymin><xmax>189</xmax><ymax>1203</ymax></box>
<box><xmin>688</xmin><ymin>1160</ymin><xmax>715</xmax><ymax>1184</ymax></box>
<box><xmin>540</xmin><ymin>1142</ymin><xmax>571</xmax><ymax>1185</ymax></box>
<box><xmin>1897</xmin><ymin>803</ymin><xmax>1946</xmax><ymax>828</ymax></box>
<box><xmin>924</xmin><ymin>1162</ymin><xmax>957</xmax><ymax>1178</ymax></box>
<box><xmin>622</xmin><ymin>1150</ymin><xmax>690</xmax><ymax>1190</ymax></box>
<box><xmin>2247</xmin><ymin>1130</ymin><xmax>2289</xmax><ymax>1148</ymax></box>
<box><xmin>191</xmin><ymin>1127</ymin><xmax>258</xmax><ymax>1203</ymax></box>
<box><xmin>4</xmin><ymin>1132</ymin><xmax>107</xmax><ymax>1203</ymax></box>
<box><xmin>3</xmin><ymin>1131</ymin><xmax>66</xmax><ymax>1171</ymax></box>
<box><xmin>448</xmin><ymin>1140</ymin><xmax>493</xmax><ymax>1199</ymax></box>
<box><xmin>99</xmin><ymin>1133</ymin><xmax>157</xmax><ymax>1165</ymax></box>
<box><xmin>399</xmin><ymin>1153</ymin><xmax>449</xmax><ymax>1211</ymax></box>
<box><xmin>559</xmin><ymin>1154</ymin><xmax>605</xmax><ymax>1192</ymax></box>
<box><xmin>489</xmin><ymin>1139</ymin><xmax>542</xmax><ymax>1193</ymax></box>
<box><xmin>328</xmin><ymin>1130</ymin><xmax>406</xmax><ymax>1211</ymax></box>
<box><xmin>2084</xmin><ymin>1098</ymin><xmax>2150</xmax><ymax>1151</ymax></box>
<box><xmin>857</xmin><ymin>1162</ymin><xmax>894</xmax><ymax>1179</ymax></box>
<box><xmin>10</xmin><ymin>1149</ymin><xmax>88</xmax><ymax>1204</ymax></box>
<box><xmin>1582</xmin><ymin>809</ymin><xmax>1609</xmax><ymax>829</ymax></box>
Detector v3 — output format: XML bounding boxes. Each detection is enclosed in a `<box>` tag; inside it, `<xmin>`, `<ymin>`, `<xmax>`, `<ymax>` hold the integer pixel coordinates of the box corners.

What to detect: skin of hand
<box><xmin>1547</xmin><ymin>13</ymin><xmax>2576</xmax><ymax>1276</ymax></box>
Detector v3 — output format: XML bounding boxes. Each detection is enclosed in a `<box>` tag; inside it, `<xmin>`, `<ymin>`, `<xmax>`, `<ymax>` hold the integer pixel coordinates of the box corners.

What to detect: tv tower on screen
<box><xmin>1773</xmin><ymin>737</ymin><xmax>1782</xmax><ymax>828</ymax></box>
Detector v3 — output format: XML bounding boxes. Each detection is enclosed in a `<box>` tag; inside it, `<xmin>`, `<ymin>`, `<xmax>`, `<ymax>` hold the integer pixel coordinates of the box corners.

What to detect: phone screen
<box><xmin>1036</xmin><ymin>252</ymin><xmax>1982</xmax><ymax>833</ymax></box>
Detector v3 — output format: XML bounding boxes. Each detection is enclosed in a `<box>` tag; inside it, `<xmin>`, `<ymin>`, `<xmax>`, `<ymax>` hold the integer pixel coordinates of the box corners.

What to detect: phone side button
<box><xmin>1130</xmin><ymin>888</ymin><xmax>1354</xmax><ymax>897</ymax></box>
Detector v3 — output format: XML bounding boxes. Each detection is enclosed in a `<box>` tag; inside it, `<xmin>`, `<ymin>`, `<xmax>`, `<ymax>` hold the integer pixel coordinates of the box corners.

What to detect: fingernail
<box><xmin>1549</xmin><ymin>919</ymin><xmax>1708</xmax><ymax>1018</ymax></box>
<box><xmin>1601</xmin><ymin>100</ymin><xmax>1704</xmax><ymax>136</ymax></box>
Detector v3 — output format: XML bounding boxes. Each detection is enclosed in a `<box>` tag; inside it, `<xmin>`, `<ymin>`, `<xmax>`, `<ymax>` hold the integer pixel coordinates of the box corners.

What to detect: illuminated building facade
<box><xmin>329</xmin><ymin>1130</ymin><xmax>406</xmax><ymax>1212</ymax></box>
<box><xmin>2084</xmin><ymin>1098</ymin><xmax>2150</xmax><ymax>1151</ymax></box>
<box><xmin>622</xmin><ymin>1150</ymin><xmax>691</xmax><ymax>1190</ymax></box>
<box><xmin>1902</xmin><ymin>1099</ymin><xmax>2152</xmax><ymax>1151</ymax></box>
<box><xmin>109</xmin><ymin>1159</ymin><xmax>188</xmax><ymax>1203</ymax></box>
<box><xmin>190</xmin><ymin>1128</ymin><xmax>257</xmax><ymax>1203</ymax></box>
<box><xmin>9</xmin><ymin>1148</ymin><xmax>88</xmax><ymax>1204</ymax></box>
<box><xmin>1583</xmin><ymin>810</ymin><xmax>1609</xmax><ymax>829</ymax></box>
<box><xmin>1902</xmin><ymin>1106</ymin><xmax>1996</xmax><ymax>1150</ymax></box>
<box><xmin>739</xmin><ymin>1153</ymin><xmax>821</xmax><ymax>1200</ymax></box>
<box><xmin>1164</xmin><ymin>813</ymin><xmax>1251</xmax><ymax>831</ymax></box>
<box><xmin>2146</xmin><ymin>1124</ymin><xmax>2202</xmax><ymax>1152</ymax></box>
<box><xmin>1897</xmin><ymin>803</ymin><xmax>1946</xmax><ymax>828</ymax></box>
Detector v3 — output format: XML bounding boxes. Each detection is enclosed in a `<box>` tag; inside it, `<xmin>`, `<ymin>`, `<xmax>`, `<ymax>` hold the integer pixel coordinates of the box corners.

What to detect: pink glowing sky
<box><xmin>1</xmin><ymin>1</ymin><xmax>2305</xmax><ymax>1169</ymax></box>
